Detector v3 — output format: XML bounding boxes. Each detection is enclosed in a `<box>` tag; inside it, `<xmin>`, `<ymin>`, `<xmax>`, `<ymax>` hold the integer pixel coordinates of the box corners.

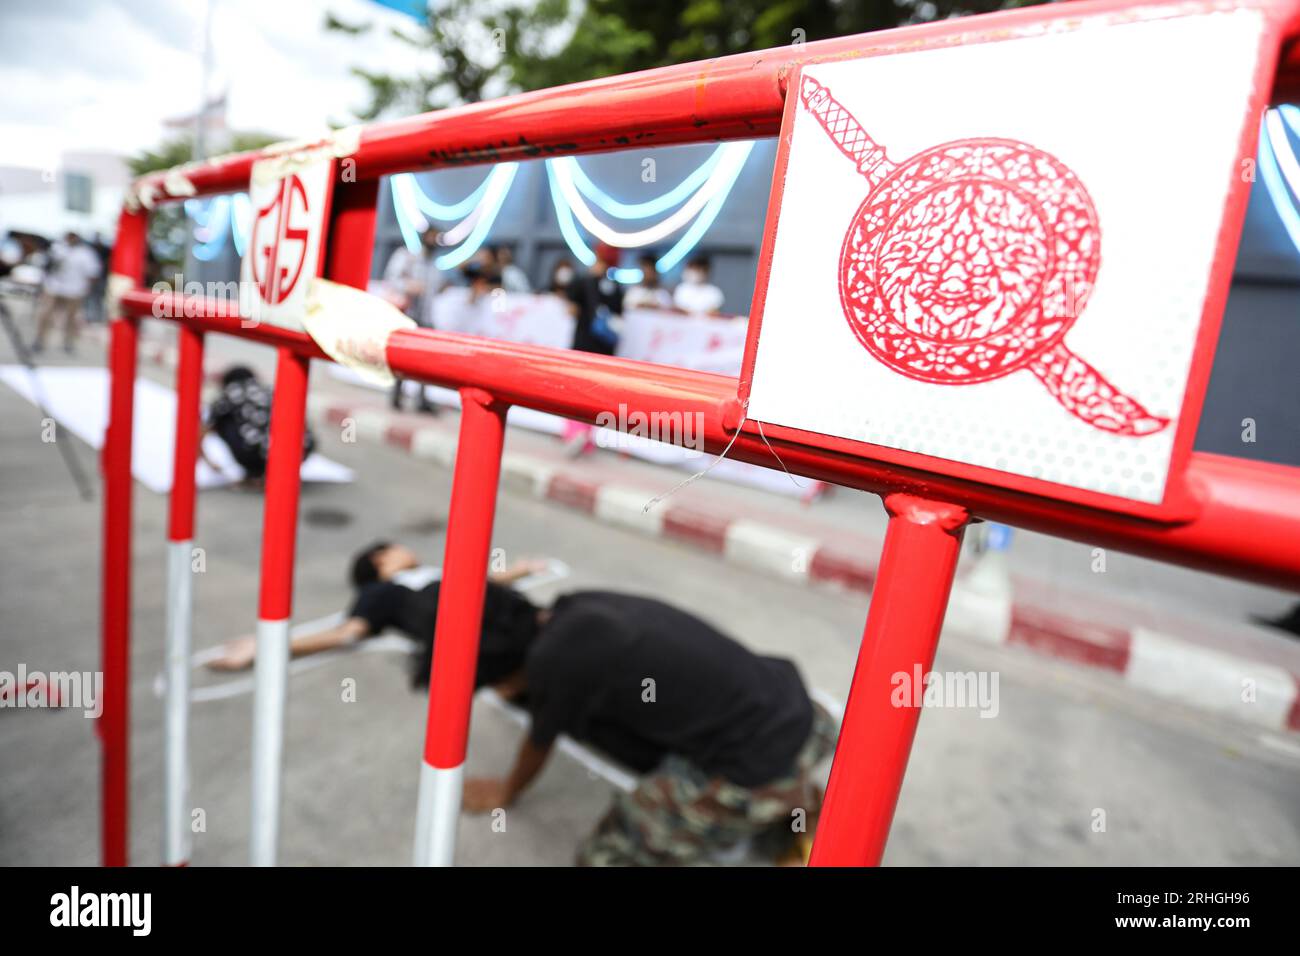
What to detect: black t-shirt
<box><xmin>525</xmin><ymin>591</ymin><xmax>812</xmax><ymax>787</ymax></box>
<box><xmin>565</xmin><ymin>272</ymin><xmax>622</xmax><ymax>355</ymax></box>
<box><xmin>208</xmin><ymin>378</ymin><xmax>273</xmax><ymax>471</ymax></box>
<box><xmin>348</xmin><ymin>576</ymin><xmax>537</xmax><ymax>691</ymax></box>
<box><xmin>207</xmin><ymin>377</ymin><xmax>315</xmax><ymax>477</ymax></box>
<box><xmin>349</xmin><ymin>579</ymin><xmax>439</xmax><ymax>640</ymax></box>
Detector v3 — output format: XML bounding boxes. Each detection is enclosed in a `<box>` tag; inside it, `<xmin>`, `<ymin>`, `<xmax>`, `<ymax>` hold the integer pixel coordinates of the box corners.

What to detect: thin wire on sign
<box><xmin>641</xmin><ymin>411</ymin><xmax>751</xmax><ymax>513</ymax></box>
<box><xmin>755</xmin><ymin>418</ymin><xmax>807</xmax><ymax>491</ymax></box>
<box><xmin>640</xmin><ymin>406</ymin><xmax>805</xmax><ymax>513</ymax></box>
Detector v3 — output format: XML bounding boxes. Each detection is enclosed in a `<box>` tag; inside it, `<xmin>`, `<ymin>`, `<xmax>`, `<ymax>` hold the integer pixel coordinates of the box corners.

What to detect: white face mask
<box><xmin>682</xmin><ymin>270</ymin><xmax>704</xmax><ymax>285</ymax></box>
<box><xmin>555</xmin><ymin>268</ymin><xmax>574</xmax><ymax>285</ymax></box>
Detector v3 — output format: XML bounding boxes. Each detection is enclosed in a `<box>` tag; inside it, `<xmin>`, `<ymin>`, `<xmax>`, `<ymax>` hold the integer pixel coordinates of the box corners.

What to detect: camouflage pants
<box><xmin>576</xmin><ymin>703</ymin><xmax>838</xmax><ymax>866</ymax></box>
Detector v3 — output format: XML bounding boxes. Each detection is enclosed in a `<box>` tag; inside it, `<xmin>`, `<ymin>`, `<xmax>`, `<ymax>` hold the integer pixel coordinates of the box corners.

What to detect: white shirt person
<box><xmin>672</xmin><ymin>257</ymin><xmax>725</xmax><ymax>315</ymax></box>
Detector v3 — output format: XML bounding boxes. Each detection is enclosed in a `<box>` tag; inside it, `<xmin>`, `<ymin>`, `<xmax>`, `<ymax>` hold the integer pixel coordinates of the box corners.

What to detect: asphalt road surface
<box><xmin>1</xmin><ymin>326</ymin><xmax>1298</xmax><ymax>866</ymax></box>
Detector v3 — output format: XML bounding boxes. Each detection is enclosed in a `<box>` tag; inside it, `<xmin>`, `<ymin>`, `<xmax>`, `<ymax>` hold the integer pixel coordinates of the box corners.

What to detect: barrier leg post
<box><xmin>413</xmin><ymin>388</ymin><xmax>508</xmax><ymax>867</ymax></box>
<box><xmin>101</xmin><ymin>313</ymin><xmax>139</xmax><ymax>867</ymax></box>
<box><xmin>100</xmin><ymin>206</ymin><xmax>146</xmax><ymax>867</ymax></box>
<box><xmin>808</xmin><ymin>493</ymin><xmax>969</xmax><ymax>867</ymax></box>
<box><xmin>163</xmin><ymin>325</ymin><xmax>204</xmax><ymax>866</ymax></box>
<box><xmin>249</xmin><ymin>347</ymin><xmax>310</xmax><ymax>866</ymax></box>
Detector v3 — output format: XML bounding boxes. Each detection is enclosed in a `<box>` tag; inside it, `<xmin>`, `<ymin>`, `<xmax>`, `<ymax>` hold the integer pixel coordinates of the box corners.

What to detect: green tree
<box><xmin>325</xmin><ymin>0</ymin><xmax>573</xmax><ymax>119</ymax></box>
<box><xmin>126</xmin><ymin>131</ymin><xmax>281</xmax><ymax>178</ymax></box>
<box><xmin>329</xmin><ymin>0</ymin><xmax>1043</xmax><ymax>118</ymax></box>
<box><xmin>128</xmin><ymin>131</ymin><xmax>280</xmax><ymax>282</ymax></box>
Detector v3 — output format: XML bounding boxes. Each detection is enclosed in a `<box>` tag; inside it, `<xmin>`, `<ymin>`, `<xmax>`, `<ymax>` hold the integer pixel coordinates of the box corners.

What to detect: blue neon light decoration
<box><xmin>184</xmin><ymin>193</ymin><xmax>252</xmax><ymax>261</ymax></box>
<box><xmin>230</xmin><ymin>194</ymin><xmax>250</xmax><ymax>256</ymax></box>
<box><xmin>1259</xmin><ymin>110</ymin><xmax>1300</xmax><ymax>256</ymax></box>
<box><xmin>186</xmin><ymin>196</ymin><xmax>230</xmax><ymax>261</ymax></box>
<box><xmin>559</xmin><ymin>146</ymin><xmax>726</xmax><ymax>220</ymax></box>
<box><xmin>393</xmin><ymin>170</ymin><xmax>493</xmax><ymax>221</ymax></box>
<box><xmin>390</xmin><ymin>165</ymin><xmax>519</xmax><ymax>268</ymax></box>
<box><xmin>544</xmin><ymin>142</ymin><xmax>754</xmax><ymax>280</ymax></box>
<box><xmin>433</xmin><ymin>163</ymin><xmax>519</xmax><ymax>269</ymax></box>
<box><xmin>545</xmin><ymin>159</ymin><xmax>596</xmax><ymax>267</ymax></box>
<box><xmin>652</xmin><ymin>141</ymin><xmax>753</xmax><ymax>274</ymax></box>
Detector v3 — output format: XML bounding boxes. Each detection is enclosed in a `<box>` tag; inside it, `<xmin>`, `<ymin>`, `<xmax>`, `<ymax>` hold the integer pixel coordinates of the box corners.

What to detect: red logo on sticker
<box><xmin>801</xmin><ymin>76</ymin><xmax>1168</xmax><ymax>437</ymax></box>
<box><xmin>250</xmin><ymin>174</ymin><xmax>311</xmax><ymax>306</ymax></box>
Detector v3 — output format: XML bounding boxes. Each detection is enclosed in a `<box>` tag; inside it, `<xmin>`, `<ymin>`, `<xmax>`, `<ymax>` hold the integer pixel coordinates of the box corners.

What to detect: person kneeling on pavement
<box><xmin>200</xmin><ymin>365</ymin><xmax>315</xmax><ymax>488</ymax></box>
<box><xmin>209</xmin><ymin>541</ymin><xmax>836</xmax><ymax>865</ymax></box>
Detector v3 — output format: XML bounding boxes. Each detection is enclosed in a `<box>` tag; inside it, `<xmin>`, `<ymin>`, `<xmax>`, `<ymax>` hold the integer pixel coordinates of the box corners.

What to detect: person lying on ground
<box><xmin>206</xmin><ymin>542</ymin><xmax>542</xmax><ymax>671</ymax></box>
<box><xmin>208</xmin><ymin>541</ymin><xmax>836</xmax><ymax>865</ymax></box>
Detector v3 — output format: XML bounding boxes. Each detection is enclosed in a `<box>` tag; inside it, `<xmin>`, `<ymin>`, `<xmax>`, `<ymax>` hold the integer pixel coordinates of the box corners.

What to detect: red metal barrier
<box><xmin>248</xmin><ymin>348</ymin><xmax>310</xmax><ymax>865</ymax></box>
<box><xmin>101</xmin><ymin>206</ymin><xmax>145</xmax><ymax>868</ymax></box>
<box><xmin>163</xmin><ymin>324</ymin><xmax>204</xmax><ymax>866</ymax></box>
<box><xmin>415</xmin><ymin>389</ymin><xmax>509</xmax><ymax>865</ymax></box>
<box><xmin>120</xmin><ymin>293</ymin><xmax>1300</xmax><ymax>589</ymax></box>
<box><xmin>810</xmin><ymin>494</ymin><xmax>969</xmax><ymax>866</ymax></box>
<box><xmin>102</xmin><ymin>0</ymin><xmax>1300</xmax><ymax>867</ymax></box>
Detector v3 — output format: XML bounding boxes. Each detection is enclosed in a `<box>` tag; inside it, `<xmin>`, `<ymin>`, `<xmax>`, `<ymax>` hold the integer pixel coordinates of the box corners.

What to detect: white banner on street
<box><xmin>392</xmin><ymin>285</ymin><xmax>749</xmax><ymax>374</ymax></box>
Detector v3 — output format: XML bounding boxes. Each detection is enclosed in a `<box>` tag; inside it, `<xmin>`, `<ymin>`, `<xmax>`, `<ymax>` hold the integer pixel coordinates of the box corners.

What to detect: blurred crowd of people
<box><xmin>382</xmin><ymin>227</ymin><xmax>731</xmax><ymax>429</ymax></box>
<box><xmin>383</xmin><ymin>226</ymin><xmax>729</xmax><ymax>333</ymax></box>
<box><xmin>1</xmin><ymin>230</ymin><xmax>110</xmax><ymax>355</ymax></box>
<box><xmin>0</xmin><ymin>221</ymin><xmax>730</xmax><ymax>366</ymax></box>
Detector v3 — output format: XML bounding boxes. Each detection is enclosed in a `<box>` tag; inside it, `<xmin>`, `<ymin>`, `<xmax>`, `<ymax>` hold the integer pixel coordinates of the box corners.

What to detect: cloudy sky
<box><xmin>0</xmin><ymin>0</ymin><xmax>430</xmax><ymax>169</ymax></box>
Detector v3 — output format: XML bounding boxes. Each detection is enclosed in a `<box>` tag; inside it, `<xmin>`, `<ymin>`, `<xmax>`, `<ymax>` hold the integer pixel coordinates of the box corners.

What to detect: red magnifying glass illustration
<box><xmin>801</xmin><ymin>75</ymin><xmax>1168</xmax><ymax>437</ymax></box>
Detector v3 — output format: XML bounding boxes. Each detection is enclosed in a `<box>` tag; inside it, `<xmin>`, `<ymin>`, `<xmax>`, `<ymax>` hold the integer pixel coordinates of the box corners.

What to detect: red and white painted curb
<box><xmin>946</xmin><ymin>566</ymin><xmax>1300</xmax><ymax>735</ymax></box>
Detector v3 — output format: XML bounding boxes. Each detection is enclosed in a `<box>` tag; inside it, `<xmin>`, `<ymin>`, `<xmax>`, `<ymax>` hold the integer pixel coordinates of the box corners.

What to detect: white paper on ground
<box><xmin>0</xmin><ymin>365</ymin><xmax>354</xmax><ymax>493</ymax></box>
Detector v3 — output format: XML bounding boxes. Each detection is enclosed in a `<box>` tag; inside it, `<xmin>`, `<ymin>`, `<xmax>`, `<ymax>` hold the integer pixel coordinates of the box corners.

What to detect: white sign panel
<box><xmin>240</xmin><ymin>155</ymin><xmax>333</xmax><ymax>330</ymax></box>
<box><xmin>746</xmin><ymin>12</ymin><xmax>1265</xmax><ymax>504</ymax></box>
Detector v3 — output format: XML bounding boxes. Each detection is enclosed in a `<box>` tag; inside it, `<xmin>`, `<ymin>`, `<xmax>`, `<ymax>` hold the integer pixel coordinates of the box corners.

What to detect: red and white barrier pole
<box><xmin>100</xmin><ymin>208</ymin><xmax>146</xmax><ymax>867</ymax></box>
<box><xmin>102</xmin><ymin>314</ymin><xmax>138</xmax><ymax>867</ymax></box>
<box><xmin>163</xmin><ymin>325</ymin><xmax>204</xmax><ymax>866</ymax></box>
<box><xmin>249</xmin><ymin>347</ymin><xmax>310</xmax><ymax>866</ymax></box>
<box><xmin>809</xmin><ymin>494</ymin><xmax>969</xmax><ymax>867</ymax></box>
<box><xmin>413</xmin><ymin>388</ymin><xmax>508</xmax><ymax>866</ymax></box>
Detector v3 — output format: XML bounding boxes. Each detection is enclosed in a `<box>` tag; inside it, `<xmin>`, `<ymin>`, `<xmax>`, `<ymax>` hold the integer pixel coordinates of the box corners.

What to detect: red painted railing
<box><xmin>103</xmin><ymin>0</ymin><xmax>1300</xmax><ymax>867</ymax></box>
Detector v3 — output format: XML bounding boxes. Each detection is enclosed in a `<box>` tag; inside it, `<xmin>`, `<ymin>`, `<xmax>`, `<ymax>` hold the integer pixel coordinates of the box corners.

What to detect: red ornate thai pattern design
<box><xmin>800</xmin><ymin>75</ymin><xmax>1169</xmax><ymax>437</ymax></box>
